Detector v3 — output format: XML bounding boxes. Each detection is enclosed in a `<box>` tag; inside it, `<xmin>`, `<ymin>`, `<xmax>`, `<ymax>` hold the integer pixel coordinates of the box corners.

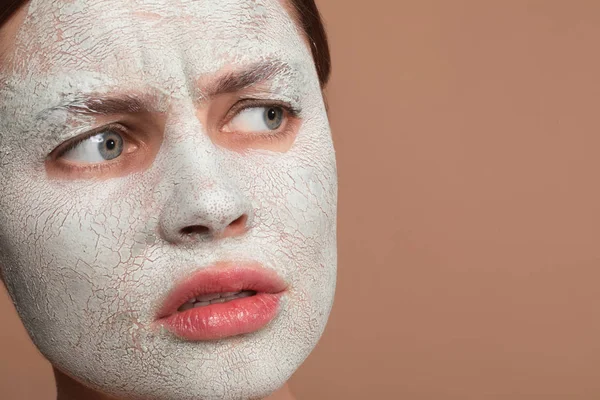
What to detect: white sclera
<box><xmin>227</xmin><ymin>106</ymin><xmax>283</xmax><ymax>133</ymax></box>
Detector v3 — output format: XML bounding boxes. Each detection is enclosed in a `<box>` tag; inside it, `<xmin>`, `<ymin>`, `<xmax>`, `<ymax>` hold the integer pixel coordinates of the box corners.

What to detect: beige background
<box><xmin>3</xmin><ymin>0</ymin><xmax>600</xmax><ymax>399</ymax></box>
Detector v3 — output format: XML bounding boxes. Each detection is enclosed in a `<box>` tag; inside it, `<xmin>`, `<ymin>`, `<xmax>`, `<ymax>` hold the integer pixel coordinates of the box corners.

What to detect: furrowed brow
<box><xmin>36</xmin><ymin>61</ymin><xmax>295</xmax><ymax>119</ymax></box>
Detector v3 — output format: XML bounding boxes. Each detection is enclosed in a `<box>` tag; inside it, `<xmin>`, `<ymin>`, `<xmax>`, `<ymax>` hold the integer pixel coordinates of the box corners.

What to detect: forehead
<box><xmin>9</xmin><ymin>0</ymin><xmax>306</xmax><ymax>86</ymax></box>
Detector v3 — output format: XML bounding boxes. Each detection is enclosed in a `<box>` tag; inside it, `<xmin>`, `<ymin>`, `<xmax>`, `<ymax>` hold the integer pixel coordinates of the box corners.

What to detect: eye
<box><xmin>224</xmin><ymin>106</ymin><xmax>285</xmax><ymax>133</ymax></box>
<box><xmin>60</xmin><ymin>129</ymin><xmax>125</xmax><ymax>163</ymax></box>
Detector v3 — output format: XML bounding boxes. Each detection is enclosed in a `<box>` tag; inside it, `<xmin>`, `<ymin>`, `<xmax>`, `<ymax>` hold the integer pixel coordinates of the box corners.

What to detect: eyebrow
<box><xmin>203</xmin><ymin>59</ymin><xmax>294</xmax><ymax>97</ymax></box>
<box><xmin>37</xmin><ymin>60</ymin><xmax>296</xmax><ymax>118</ymax></box>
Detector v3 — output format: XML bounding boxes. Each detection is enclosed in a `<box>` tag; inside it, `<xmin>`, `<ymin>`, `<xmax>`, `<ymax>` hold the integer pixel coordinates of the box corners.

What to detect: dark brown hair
<box><xmin>0</xmin><ymin>0</ymin><xmax>331</xmax><ymax>87</ymax></box>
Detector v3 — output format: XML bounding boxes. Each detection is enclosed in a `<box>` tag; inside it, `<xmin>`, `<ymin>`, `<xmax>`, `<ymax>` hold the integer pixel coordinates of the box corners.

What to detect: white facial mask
<box><xmin>0</xmin><ymin>0</ymin><xmax>337</xmax><ymax>399</ymax></box>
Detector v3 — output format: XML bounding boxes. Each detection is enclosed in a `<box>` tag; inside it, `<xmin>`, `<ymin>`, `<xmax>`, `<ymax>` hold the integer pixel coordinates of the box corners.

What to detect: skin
<box><xmin>0</xmin><ymin>1</ymin><xmax>337</xmax><ymax>400</ymax></box>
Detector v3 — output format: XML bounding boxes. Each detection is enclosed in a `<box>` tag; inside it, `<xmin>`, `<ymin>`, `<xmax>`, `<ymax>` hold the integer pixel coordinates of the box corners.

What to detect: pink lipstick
<box><xmin>153</xmin><ymin>262</ymin><xmax>287</xmax><ymax>340</ymax></box>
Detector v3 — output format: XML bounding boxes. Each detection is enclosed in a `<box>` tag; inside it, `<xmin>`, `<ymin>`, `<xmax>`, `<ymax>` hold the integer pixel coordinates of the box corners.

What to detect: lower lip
<box><xmin>156</xmin><ymin>292</ymin><xmax>283</xmax><ymax>340</ymax></box>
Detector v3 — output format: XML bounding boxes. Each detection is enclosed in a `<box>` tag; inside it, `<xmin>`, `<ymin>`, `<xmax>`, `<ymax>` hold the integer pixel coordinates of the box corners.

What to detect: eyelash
<box><xmin>51</xmin><ymin>123</ymin><xmax>132</xmax><ymax>160</ymax></box>
<box><xmin>49</xmin><ymin>99</ymin><xmax>301</xmax><ymax>171</ymax></box>
<box><xmin>220</xmin><ymin>98</ymin><xmax>301</xmax><ymax>142</ymax></box>
<box><xmin>46</xmin><ymin>122</ymin><xmax>136</xmax><ymax>176</ymax></box>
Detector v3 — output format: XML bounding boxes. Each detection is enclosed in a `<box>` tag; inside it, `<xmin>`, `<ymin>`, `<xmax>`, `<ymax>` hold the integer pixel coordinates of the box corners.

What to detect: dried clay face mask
<box><xmin>0</xmin><ymin>0</ymin><xmax>337</xmax><ymax>399</ymax></box>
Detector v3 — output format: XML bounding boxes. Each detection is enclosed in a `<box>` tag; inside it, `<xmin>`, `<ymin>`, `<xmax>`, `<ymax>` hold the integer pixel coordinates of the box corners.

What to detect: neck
<box><xmin>54</xmin><ymin>367</ymin><xmax>296</xmax><ymax>400</ymax></box>
<box><xmin>264</xmin><ymin>383</ymin><xmax>296</xmax><ymax>400</ymax></box>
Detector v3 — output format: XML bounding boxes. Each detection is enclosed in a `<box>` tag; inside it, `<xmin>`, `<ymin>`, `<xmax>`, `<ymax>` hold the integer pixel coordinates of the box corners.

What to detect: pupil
<box><xmin>267</xmin><ymin>108</ymin><xmax>276</xmax><ymax>120</ymax></box>
<box><xmin>106</xmin><ymin>139</ymin><xmax>115</xmax><ymax>150</ymax></box>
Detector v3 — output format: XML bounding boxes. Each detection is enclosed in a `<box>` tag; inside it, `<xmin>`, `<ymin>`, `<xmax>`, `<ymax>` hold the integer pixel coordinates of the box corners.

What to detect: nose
<box><xmin>157</xmin><ymin>101</ymin><xmax>253</xmax><ymax>244</ymax></box>
<box><xmin>159</xmin><ymin>179</ymin><xmax>253</xmax><ymax>243</ymax></box>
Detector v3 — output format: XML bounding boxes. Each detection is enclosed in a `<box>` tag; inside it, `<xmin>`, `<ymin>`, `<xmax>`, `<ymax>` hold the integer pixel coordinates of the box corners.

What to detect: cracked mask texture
<box><xmin>0</xmin><ymin>0</ymin><xmax>337</xmax><ymax>399</ymax></box>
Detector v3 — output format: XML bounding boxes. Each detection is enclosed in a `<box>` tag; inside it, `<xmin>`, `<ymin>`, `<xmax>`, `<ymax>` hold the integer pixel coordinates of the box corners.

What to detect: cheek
<box><xmin>245</xmin><ymin>123</ymin><xmax>337</xmax><ymax>241</ymax></box>
<box><xmin>0</xmin><ymin>175</ymin><xmax>173</xmax><ymax>387</ymax></box>
<box><xmin>0</xmin><ymin>174</ymin><xmax>153</xmax><ymax>329</ymax></box>
<box><xmin>227</xmin><ymin>120</ymin><xmax>338</xmax><ymax>307</ymax></box>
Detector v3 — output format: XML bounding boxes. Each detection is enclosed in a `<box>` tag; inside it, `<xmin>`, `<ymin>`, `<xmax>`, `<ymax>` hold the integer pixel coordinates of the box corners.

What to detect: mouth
<box><xmin>153</xmin><ymin>262</ymin><xmax>287</xmax><ymax>341</ymax></box>
<box><xmin>176</xmin><ymin>290</ymin><xmax>258</xmax><ymax>312</ymax></box>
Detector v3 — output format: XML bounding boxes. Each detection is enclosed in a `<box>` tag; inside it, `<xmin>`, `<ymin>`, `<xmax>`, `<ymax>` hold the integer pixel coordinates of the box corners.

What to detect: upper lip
<box><xmin>154</xmin><ymin>261</ymin><xmax>288</xmax><ymax>320</ymax></box>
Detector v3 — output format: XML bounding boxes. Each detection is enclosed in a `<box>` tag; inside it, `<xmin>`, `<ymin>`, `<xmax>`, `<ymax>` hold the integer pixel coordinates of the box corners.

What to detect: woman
<box><xmin>0</xmin><ymin>0</ymin><xmax>337</xmax><ymax>399</ymax></box>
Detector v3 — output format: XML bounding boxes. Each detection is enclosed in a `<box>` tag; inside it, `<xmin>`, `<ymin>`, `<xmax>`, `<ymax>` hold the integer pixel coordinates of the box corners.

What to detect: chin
<box><xmin>22</xmin><ymin>275</ymin><xmax>335</xmax><ymax>400</ymax></box>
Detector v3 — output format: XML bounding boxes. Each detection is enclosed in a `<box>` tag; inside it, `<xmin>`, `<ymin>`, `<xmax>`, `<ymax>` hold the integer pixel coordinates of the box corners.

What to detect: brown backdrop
<box><xmin>3</xmin><ymin>1</ymin><xmax>600</xmax><ymax>399</ymax></box>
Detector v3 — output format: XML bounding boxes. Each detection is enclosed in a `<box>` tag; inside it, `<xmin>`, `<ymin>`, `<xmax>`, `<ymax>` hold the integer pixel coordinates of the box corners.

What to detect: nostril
<box><xmin>230</xmin><ymin>214</ymin><xmax>247</xmax><ymax>229</ymax></box>
<box><xmin>180</xmin><ymin>225</ymin><xmax>210</xmax><ymax>236</ymax></box>
<box><xmin>220</xmin><ymin>214</ymin><xmax>248</xmax><ymax>238</ymax></box>
<box><xmin>178</xmin><ymin>215</ymin><xmax>249</xmax><ymax>240</ymax></box>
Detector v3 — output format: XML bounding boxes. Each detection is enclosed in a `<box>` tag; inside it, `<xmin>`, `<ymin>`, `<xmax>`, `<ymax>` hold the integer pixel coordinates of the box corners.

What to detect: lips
<box><xmin>153</xmin><ymin>262</ymin><xmax>287</xmax><ymax>341</ymax></box>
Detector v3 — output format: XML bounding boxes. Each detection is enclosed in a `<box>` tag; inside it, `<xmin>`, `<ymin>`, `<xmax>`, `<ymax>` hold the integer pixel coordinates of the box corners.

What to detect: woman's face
<box><xmin>0</xmin><ymin>0</ymin><xmax>337</xmax><ymax>399</ymax></box>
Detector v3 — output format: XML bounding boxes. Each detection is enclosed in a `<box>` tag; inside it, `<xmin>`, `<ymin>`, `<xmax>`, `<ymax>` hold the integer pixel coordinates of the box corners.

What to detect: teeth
<box><xmin>195</xmin><ymin>293</ymin><xmax>222</xmax><ymax>302</ymax></box>
<box><xmin>177</xmin><ymin>291</ymin><xmax>257</xmax><ymax>312</ymax></box>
